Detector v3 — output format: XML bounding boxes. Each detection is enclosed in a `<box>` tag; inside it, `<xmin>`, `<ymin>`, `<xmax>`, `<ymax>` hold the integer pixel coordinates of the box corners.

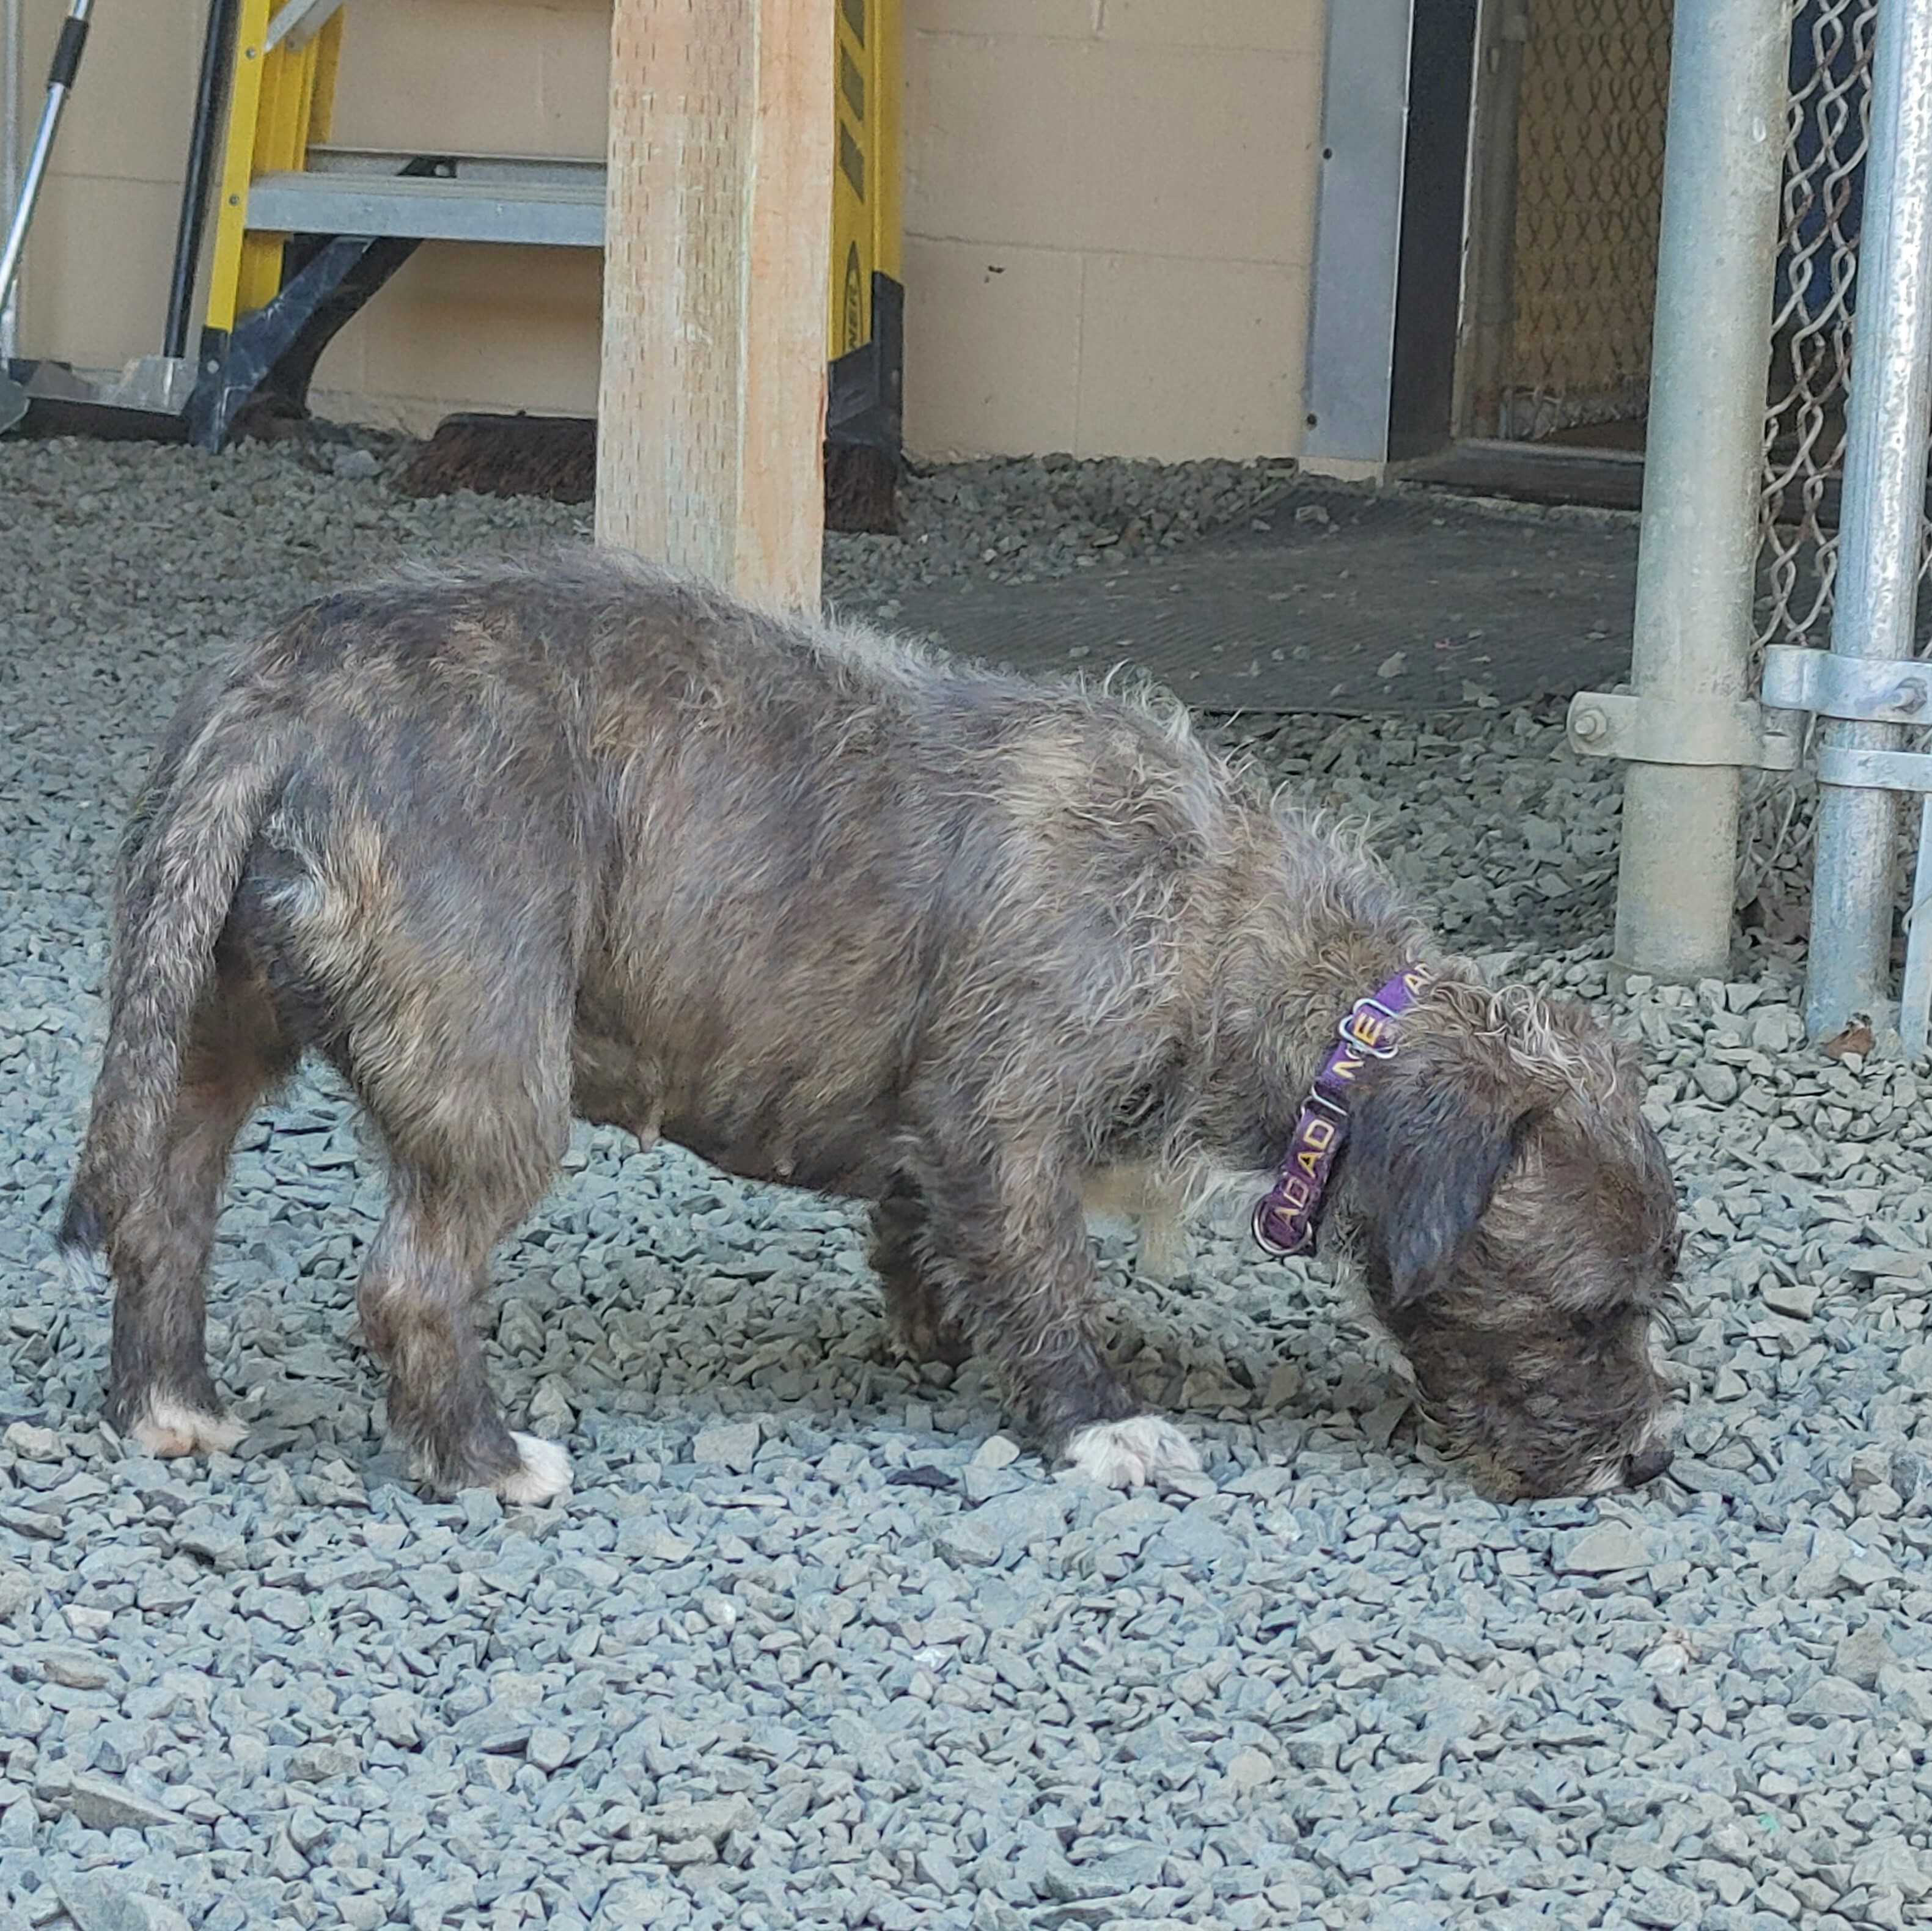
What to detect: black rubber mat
<box><xmin>851</xmin><ymin>488</ymin><xmax>1641</xmax><ymax>715</ymax></box>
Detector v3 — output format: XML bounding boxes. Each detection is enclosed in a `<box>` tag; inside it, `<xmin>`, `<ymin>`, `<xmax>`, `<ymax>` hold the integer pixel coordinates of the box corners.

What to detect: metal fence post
<box><xmin>1</xmin><ymin>0</ymin><xmax>21</xmax><ymax>364</ymax></box>
<box><xmin>1804</xmin><ymin>0</ymin><xmax>1932</xmax><ymax>1044</ymax></box>
<box><xmin>1567</xmin><ymin>0</ymin><xmax>1794</xmax><ymax>984</ymax></box>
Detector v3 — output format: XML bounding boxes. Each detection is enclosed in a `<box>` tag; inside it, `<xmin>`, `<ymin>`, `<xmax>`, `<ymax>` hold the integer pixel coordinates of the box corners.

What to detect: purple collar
<box><xmin>1251</xmin><ymin>964</ymin><xmax>1431</xmax><ymax>1258</ymax></box>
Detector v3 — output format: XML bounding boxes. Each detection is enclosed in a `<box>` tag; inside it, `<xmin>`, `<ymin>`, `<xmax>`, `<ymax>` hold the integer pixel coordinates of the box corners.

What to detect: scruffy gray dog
<box><xmin>62</xmin><ymin>552</ymin><xmax>1680</xmax><ymax>1503</ymax></box>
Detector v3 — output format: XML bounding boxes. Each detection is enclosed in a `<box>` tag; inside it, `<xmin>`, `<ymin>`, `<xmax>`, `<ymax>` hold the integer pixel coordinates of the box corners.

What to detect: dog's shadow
<box><xmin>196</xmin><ymin>1103</ymin><xmax>1412</xmax><ymax>1475</ymax></box>
<box><xmin>474</xmin><ymin>1201</ymin><xmax>1414</xmax><ymax>1472</ymax></box>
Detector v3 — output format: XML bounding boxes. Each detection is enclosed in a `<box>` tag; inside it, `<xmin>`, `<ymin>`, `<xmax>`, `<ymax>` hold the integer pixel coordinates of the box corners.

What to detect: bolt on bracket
<box><xmin>1760</xmin><ymin>643</ymin><xmax>1932</xmax><ymax>724</ymax></box>
<box><xmin>1565</xmin><ymin>691</ymin><xmax>1800</xmax><ymax>771</ymax></box>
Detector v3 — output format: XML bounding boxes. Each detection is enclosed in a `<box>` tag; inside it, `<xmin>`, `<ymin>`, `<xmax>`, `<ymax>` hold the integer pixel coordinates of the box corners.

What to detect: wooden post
<box><xmin>597</xmin><ymin>0</ymin><xmax>834</xmax><ymax>613</ymax></box>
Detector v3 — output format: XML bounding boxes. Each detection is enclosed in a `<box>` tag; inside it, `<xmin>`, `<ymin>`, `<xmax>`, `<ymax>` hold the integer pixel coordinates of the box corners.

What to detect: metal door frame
<box><xmin>1302</xmin><ymin>0</ymin><xmax>1481</xmax><ymax>472</ymax></box>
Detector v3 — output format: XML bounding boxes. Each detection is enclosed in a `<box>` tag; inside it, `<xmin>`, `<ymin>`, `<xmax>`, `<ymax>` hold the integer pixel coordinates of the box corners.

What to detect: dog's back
<box><xmin>166</xmin><ymin>553</ymin><xmax>1247</xmax><ymax>1196</ymax></box>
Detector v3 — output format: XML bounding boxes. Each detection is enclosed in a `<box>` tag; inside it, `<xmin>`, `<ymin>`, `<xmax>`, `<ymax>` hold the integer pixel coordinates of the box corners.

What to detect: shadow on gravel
<box><xmin>865</xmin><ymin>488</ymin><xmax>1640</xmax><ymax>716</ymax></box>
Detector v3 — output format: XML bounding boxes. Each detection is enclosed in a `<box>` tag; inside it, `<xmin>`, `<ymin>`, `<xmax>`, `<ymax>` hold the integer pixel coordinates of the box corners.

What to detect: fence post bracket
<box><xmin>1761</xmin><ymin>644</ymin><xmax>1932</xmax><ymax>726</ymax></box>
<box><xmin>1567</xmin><ymin>690</ymin><xmax>1800</xmax><ymax>771</ymax></box>
<box><xmin>1766</xmin><ymin>643</ymin><xmax>1932</xmax><ymax>1060</ymax></box>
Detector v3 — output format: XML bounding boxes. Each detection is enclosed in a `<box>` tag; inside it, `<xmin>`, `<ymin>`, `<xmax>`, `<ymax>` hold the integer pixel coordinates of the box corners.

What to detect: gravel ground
<box><xmin>4</xmin><ymin>436</ymin><xmax>1932</xmax><ymax>1931</ymax></box>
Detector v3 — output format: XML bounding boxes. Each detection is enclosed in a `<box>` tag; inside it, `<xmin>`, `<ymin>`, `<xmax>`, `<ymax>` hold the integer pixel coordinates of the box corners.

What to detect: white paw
<box><xmin>1065</xmin><ymin>1415</ymin><xmax>1202</xmax><ymax>1489</ymax></box>
<box><xmin>57</xmin><ymin>1242</ymin><xmax>109</xmax><ymax>1300</ymax></box>
<box><xmin>129</xmin><ymin>1399</ymin><xmax>246</xmax><ymax>1459</ymax></box>
<box><xmin>496</xmin><ymin>1432</ymin><xmax>573</xmax><ymax>1504</ymax></box>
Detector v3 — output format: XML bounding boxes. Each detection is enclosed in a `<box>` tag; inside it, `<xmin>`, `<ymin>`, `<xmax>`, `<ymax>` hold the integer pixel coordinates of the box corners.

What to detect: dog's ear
<box><xmin>1346</xmin><ymin>1043</ymin><xmax>1538</xmax><ymax>1310</ymax></box>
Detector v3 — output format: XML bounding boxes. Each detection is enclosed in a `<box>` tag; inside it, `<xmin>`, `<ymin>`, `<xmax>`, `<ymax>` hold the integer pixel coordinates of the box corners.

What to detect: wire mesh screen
<box><xmin>1743</xmin><ymin>1</ymin><xmax>1881</xmax><ymax>919</ymax></box>
<box><xmin>1757</xmin><ymin>0</ymin><xmax>1877</xmax><ymax>658</ymax></box>
<box><xmin>1498</xmin><ymin>0</ymin><xmax>1674</xmax><ymax>440</ymax></box>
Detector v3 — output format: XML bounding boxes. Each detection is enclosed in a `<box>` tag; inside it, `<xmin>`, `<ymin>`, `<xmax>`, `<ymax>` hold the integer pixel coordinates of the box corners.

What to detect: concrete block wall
<box><xmin>9</xmin><ymin>0</ymin><xmax>1326</xmax><ymax>460</ymax></box>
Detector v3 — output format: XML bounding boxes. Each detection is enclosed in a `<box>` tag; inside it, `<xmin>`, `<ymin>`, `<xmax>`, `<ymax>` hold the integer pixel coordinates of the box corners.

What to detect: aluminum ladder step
<box><xmin>246</xmin><ymin>149</ymin><xmax>606</xmax><ymax>247</ymax></box>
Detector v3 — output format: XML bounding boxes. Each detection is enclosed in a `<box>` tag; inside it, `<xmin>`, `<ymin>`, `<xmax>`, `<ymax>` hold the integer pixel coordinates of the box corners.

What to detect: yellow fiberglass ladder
<box><xmin>188</xmin><ymin>0</ymin><xmax>902</xmax><ymax>488</ymax></box>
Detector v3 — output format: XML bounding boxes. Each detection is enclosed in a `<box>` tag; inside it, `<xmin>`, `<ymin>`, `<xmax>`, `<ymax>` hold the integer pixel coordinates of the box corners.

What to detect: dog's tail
<box><xmin>61</xmin><ymin>688</ymin><xmax>294</xmax><ymax>1269</ymax></box>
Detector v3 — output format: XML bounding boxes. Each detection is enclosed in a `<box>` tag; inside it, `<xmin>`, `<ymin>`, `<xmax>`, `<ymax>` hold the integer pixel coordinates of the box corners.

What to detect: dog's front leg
<box><xmin>916</xmin><ymin>1154</ymin><xmax>1202</xmax><ymax>1489</ymax></box>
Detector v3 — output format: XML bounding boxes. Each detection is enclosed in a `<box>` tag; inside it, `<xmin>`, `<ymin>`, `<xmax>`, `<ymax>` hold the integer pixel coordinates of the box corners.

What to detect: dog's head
<box><xmin>1338</xmin><ymin>976</ymin><xmax>1680</xmax><ymax>1499</ymax></box>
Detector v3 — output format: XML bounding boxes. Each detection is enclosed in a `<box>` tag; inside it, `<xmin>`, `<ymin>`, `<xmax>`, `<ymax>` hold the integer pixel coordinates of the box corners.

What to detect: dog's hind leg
<box><xmin>869</xmin><ymin>1179</ymin><xmax>974</xmax><ymax>1366</ymax></box>
<box><xmin>104</xmin><ymin>958</ymin><xmax>296</xmax><ymax>1457</ymax></box>
<box><xmin>350</xmin><ymin>991</ymin><xmax>575</xmax><ymax>1503</ymax></box>
<box><xmin>916</xmin><ymin>1152</ymin><xmax>1202</xmax><ymax>1489</ymax></box>
<box><xmin>357</xmin><ymin>1165</ymin><xmax>570</xmax><ymax>1502</ymax></box>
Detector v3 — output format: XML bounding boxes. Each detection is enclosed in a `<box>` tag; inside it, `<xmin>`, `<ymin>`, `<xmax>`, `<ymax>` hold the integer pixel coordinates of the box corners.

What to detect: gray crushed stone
<box><xmin>828</xmin><ymin>452</ymin><xmax>1299</xmax><ymax>598</ymax></box>
<box><xmin>1</xmin><ymin>435</ymin><xmax>1930</xmax><ymax>1930</ymax></box>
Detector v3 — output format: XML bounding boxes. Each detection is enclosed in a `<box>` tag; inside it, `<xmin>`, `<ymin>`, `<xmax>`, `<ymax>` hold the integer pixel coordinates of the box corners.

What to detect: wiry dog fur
<box><xmin>62</xmin><ymin>551</ymin><xmax>1680</xmax><ymax>1501</ymax></box>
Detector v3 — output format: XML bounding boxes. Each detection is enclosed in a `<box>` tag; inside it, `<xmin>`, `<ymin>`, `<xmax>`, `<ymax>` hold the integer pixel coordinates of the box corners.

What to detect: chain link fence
<box><xmin>1497</xmin><ymin>0</ymin><xmax>1920</xmax><ymax>961</ymax></box>
<box><xmin>1744</xmin><ymin>1</ymin><xmax>1885</xmax><ymax>921</ymax></box>
<box><xmin>1496</xmin><ymin>0</ymin><xmax>1674</xmax><ymax>441</ymax></box>
<box><xmin>1757</xmin><ymin>0</ymin><xmax>1878</xmax><ymax>659</ymax></box>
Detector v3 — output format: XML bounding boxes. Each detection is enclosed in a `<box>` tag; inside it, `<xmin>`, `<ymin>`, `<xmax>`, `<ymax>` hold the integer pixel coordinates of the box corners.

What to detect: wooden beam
<box><xmin>597</xmin><ymin>0</ymin><xmax>834</xmax><ymax>613</ymax></box>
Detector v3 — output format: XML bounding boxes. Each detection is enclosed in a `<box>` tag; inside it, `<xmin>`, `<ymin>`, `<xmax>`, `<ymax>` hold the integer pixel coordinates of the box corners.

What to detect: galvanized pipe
<box><xmin>0</xmin><ymin>0</ymin><xmax>93</xmax><ymax>315</ymax></box>
<box><xmin>1</xmin><ymin>0</ymin><xmax>21</xmax><ymax>363</ymax></box>
<box><xmin>1805</xmin><ymin>0</ymin><xmax>1932</xmax><ymax>1044</ymax></box>
<box><xmin>1610</xmin><ymin>0</ymin><xmax>1789</xmax><ymax>987</ymax></box>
